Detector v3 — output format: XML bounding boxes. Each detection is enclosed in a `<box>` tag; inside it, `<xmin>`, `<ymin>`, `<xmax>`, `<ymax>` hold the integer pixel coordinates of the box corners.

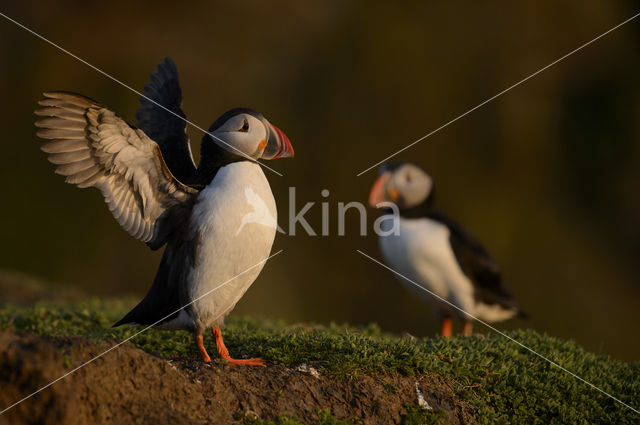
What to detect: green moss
<box><xmin>243</xmin><ymin>410</ymin><xmax>354</xmax><ymax>425</ymax></box>
<box><xmin>61</xmin><ymin>353</ymin><xmax>71</xmax><ymax>369</ymax></box>
<box><xmin>400</xmin><ymin>405</ymin><xmax>446</xmax><ymax>425</ymax></box>
<box><xmin>382</xmin><ymin>381</ymin><xmax>398</xmax><ymax>395</ymax></box>
<box><xmin>0</xmin><ymin>298</ymin><xmax>638</xmax><ymax>424</ymax></box>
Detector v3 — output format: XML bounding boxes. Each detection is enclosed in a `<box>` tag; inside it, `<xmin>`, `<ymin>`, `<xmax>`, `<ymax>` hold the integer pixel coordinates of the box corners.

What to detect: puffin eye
<box><xmin>239</xmin><ymin>119</ymin><xmax>249</xmax><ymax>133</ymax></box>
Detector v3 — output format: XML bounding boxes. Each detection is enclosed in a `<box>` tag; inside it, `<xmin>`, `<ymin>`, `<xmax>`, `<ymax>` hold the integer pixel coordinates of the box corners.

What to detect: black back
<box><xmin>426</xmin><ymin>210</ymin><xmax>520</xmax><ymax>310</ymax></box>
<box><xmin>399</xmin><ymin>199</ymin><xmax>522</xmax><ymax>312</ymax></box>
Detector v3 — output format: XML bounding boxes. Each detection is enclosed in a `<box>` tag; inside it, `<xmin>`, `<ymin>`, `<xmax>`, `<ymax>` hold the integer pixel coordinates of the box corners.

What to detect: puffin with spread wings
<box><xmin>35</xmin><ymin>57</ymin><xmax>293</xmax><ymax>365</ymax></box>
<box><xmin>369</xmin><ymin>162</ymin><xmax>526</xmax><ymax>337</ymax></box>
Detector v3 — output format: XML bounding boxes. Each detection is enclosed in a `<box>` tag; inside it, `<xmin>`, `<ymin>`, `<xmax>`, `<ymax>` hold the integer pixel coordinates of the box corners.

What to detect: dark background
<box><xmin>1</xmin><ymin>1</ymin><xmax>639</xmax><ymax>360</ymax></box>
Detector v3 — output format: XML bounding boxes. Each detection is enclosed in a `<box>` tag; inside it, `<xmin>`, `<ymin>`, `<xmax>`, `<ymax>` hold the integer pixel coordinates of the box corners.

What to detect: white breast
<box><xmin>187</xmin><ymin>161</ymin><xmax>277</xmax><ymax>332</ymax></box>
<box><xmin>378</xmin><ymin>216</ymin><xmax>475</xmax><ymax>319</ymax></box>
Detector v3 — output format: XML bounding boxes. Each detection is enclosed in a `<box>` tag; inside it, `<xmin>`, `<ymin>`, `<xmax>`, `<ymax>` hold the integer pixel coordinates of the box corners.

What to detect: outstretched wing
<box><xmin>35</xmin><ymin>91</ymin><xmax>198</xmax><ymax>249</ymax></box>
<box><xmin>428</xmin><ymin>210</ymin><xmax>519</xmax><ymax>309</ymax></box>
<box><xmin>136</xmin><ymin>57</ymin><xmax>196</xmax><ymax>182</ymax></box>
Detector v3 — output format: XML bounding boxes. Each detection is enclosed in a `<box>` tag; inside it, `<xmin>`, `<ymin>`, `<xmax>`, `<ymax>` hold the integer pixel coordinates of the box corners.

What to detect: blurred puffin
<box><xmin>35</xmin><ymin>57</ymin><xmax>293</xmax><ymax>365</ymax></box>
<box><xmin>368</xmin><ymin>162</ymin><xmax>525</xmax><ymax>337</ymax></box>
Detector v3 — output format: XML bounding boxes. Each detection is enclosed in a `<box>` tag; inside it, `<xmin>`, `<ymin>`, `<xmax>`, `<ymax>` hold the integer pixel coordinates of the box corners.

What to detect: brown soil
<box><xmin>0</xmin><ymin>331</ymin><xmax>476</xmax><ymax>425</ymax></box>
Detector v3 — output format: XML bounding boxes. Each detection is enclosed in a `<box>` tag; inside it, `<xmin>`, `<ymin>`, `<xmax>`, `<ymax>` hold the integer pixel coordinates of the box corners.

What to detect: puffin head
<box><xmin>204</xmin><ymin>108</ymin><xmax>293</xmax><ymax>161</ymax></box>
<box><xmin>368</xmin><ymin>162</ymin><xmax>433</xmax><ymax>210</ymax></box>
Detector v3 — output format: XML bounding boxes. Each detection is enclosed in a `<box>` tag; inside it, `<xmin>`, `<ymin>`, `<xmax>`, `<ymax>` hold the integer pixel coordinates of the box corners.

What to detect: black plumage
<box><xmin>370</xmin><ymin>161</ymin><xmax>526</xmax><ymax>336</ymax></box>
<box><xmin>136</xmin><ymin>57</ymin><xmax>196</xmax><ymax>182</ymax></box>
<box><xmin>399</xmin><ymin>191</ymin><xmax>525</xmax><ymax>316</ymax></box>
<box><xmin>35</xmin><ymin>57</ymin><xmax>294</xmax><ymax>364</ymax></box>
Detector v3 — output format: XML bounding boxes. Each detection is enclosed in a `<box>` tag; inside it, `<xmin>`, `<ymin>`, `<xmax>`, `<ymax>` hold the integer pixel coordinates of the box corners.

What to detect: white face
<box><xmin>210</xmin><ymin>113</ymin><xmax>268</xmax><ymax>159</ymax></box>
<box><xmin>389</xmin><ymin>163</ymin><xmax>433</xmax><ymax>209</ymax></box>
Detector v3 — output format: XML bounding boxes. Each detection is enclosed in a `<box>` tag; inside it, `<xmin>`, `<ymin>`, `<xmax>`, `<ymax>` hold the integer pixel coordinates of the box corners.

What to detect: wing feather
<box><xmin>36</xmin><ymin>128</ymin><xmax>85</xmax><ymax>139</ymax></box>
<box><xmin>426</xmin><ymin>210</ymin><xmax>519</xmax><ymax>310</ymax></box>
<box><xmin>47</xmin><ymin>150</ymin><xmax>92</xmax><ymax>164</ymax></box>
<box><xmin>41</xmin><ymin>139</ymin><xmax>87</xmax><ymax>153</ymax></box>
<box><xmin>37</xmin><ymin>98</ymin><xmax>88</xmax><ymax>113</ymax></box>
<box><xmin>35</xmin><ymin>91</ymin><xmax>198</xmax><ymax>249</ymax></box>
<box><xmin>35</xmin><ymin>107</ymin><xmax>87</xmax><ymax>122</ymax></box>
<box><xmin>135</xmin><ymin>57</ymin><xmax>196</xmax><ymax>182</ymax></box>
<box><xmin>35</xmin><ymin>117</ymin><xmax>86</xmax><ymax>130</ymax></box>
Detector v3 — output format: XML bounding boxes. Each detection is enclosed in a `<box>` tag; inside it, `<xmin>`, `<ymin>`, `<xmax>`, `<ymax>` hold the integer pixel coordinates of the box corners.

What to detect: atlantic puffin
<box><xmin>35</xmin><ymin>57</ymin><xmax>293</xmax><ymax>365</ymax></box>
<box><xmin>368</xmin><ymin>162</ymin><xmax>525</xmax><ymax>337</ymax></box>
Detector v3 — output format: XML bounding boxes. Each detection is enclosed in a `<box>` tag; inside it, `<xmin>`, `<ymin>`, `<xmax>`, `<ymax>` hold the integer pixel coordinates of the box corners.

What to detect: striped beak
<box><xmin>368</xmin><ymin>171</ymin><xmax>391</xmax><ymax>207</ymax></box>
<box><xmin>262</xmin><ymin>123</ymin><xmax>294</xmax><ymax>159</ymax></box>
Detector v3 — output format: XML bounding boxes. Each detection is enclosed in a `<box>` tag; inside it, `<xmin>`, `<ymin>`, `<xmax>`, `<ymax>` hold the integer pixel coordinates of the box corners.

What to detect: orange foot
<box><xmin>220</xmin><ymin>356</ymin><xmax>266</xmax><ymax>367</ymax></box>
<box><xmin>212</xmin><ymin>327</ymin><xmax>266</xmax><ymax>367</ymax></box>
<box><xmin>195</xmin><ymin>333</ymin><xmax>212</xmax><ymax>362</ymax></box>
<box><xmin>440</xmin><ymin>317</ymin><xmax>452</xmax><ymax>338</ymax></box>
<box><xmin>462</xmin><ymin>320</ymin><xmax>473</xmax><ymax>336</ymax></box>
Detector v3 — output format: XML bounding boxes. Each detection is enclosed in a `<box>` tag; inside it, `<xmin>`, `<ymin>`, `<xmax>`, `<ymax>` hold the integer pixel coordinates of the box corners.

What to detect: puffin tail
<box><xmin>112</xmin><ymin>308</ymin><xmax>139</xmax><ymax>327</ymax></box>
<box><xmin>112</xmin><ymin>319</ymin><xmax>127</xmax><ymax>328</ymax></box>
<box><xmin>112</xmin><ymin>249</ymin><xmax>178</xmax><ymax>328</ymax></box>
<box><xmin>516</xmin><ymin>309</ymin><xmax>530</xmax><ymax>320</ymax></box>
<box><xmin>112</xmin><ymin>298</ymin><xmax>151</xmax><ymax>327</ymax></box>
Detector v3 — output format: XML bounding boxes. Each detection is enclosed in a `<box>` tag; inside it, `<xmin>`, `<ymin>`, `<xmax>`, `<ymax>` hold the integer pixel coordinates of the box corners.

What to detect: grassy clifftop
<box><xmin>0</xmin><ymin>297</ymin><xmax>638</xmax><ymax>424</ymax></box>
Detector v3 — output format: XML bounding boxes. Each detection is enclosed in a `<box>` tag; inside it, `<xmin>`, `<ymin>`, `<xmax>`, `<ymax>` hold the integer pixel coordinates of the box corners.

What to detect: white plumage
<box><xmin>187</xmin><ymin>162</ymin><xmax>277</xmax><ymax>332</ymax></box>
<box><xmin>35</xmin><ymin>58</ymin><xmax>294</xmax><ymax>364</ymax></box>
<box><xmin>370</xmin><ymin>162</ymin><xmax>525</xmax><ymax>336</ymax></box>
<box><xmin>379</xmin><ymin>216</ymin><xmax>476</xmax><ymax>318</ymax></box>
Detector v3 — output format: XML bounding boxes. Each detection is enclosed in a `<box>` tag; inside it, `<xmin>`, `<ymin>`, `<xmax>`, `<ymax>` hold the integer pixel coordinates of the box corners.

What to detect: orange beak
<box><xmin>263</xmin><ymin>123</ymin><xmax>294</xmax><ymax>159</ymax></box>
<box><xmin>368</xmin><ymin>172</ymin><xmax>391</xmax><ymax>207</ymax></box>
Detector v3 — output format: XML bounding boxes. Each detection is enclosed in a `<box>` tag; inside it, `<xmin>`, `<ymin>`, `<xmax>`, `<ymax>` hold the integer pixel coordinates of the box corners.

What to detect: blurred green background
<box><xmin>1</xmin><ymin>1</ymin><xmax>639</xmax><ymax>360</ymax></box>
